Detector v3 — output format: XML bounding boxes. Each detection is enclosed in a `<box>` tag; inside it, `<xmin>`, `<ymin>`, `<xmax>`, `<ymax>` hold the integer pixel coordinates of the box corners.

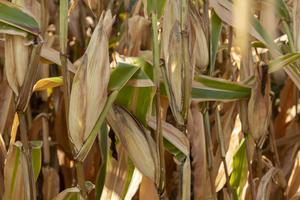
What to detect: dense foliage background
<box><xmin>1</xmin><ymin>0</ymin><xmax>300</xmax><ymax>199</ymax></box>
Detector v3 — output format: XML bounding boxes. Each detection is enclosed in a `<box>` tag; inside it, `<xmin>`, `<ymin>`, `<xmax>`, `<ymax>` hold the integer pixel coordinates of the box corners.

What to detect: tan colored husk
<box><xmin>162</xmin><ymin>0</ymin><xmax>184</xmax><ymax>124</ymax></box>
<box><xmin>106</xmin><ymin>105</ymin><xmax>157</xmax><ymax>181</ymax></box>
<box><xmin>189</xmin><ymin>4</ymin><xmax>209</xmax><ymax>72</ymax></box>
<box><xmin>5</xmin><ymin>34</ymin><xmax>29</xmax><ymax>96</ymax></box>
<box><xmin>248</xmin><ymin>64</ymin><xmax>271</xmax><ymax>145</ymax></box>
<box><xmin>68</xmin><ymin>10</ymin><xmax>114</xmax><ymax>152</ymax></box>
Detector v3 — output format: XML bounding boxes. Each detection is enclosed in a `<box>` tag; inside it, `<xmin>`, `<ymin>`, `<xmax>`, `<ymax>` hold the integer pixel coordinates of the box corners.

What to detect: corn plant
<box><xmin>1</xmin><ymin>0</ymin><xmax>300</xmax><ymax>199</ymax></box>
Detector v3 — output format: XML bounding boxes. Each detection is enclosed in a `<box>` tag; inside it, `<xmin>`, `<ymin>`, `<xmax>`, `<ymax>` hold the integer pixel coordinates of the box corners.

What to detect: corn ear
<box><xmin>5</xmin><ymin>34</ymin><xmax>29</xmax><ymax>96</ymax></box>
<box><xmin>68</xmin><ymin>10</ymin><xmax>114</xmax><ymax>153</ymax></box>
<box><xmin>107</xmin><ymin>105</ymin><xmax>157</xmax><ymax>181</ymax></box>
<box><xmin>248</xmin><ymin>64</ymin><xmax>271</xmax><ymax>146</ymax></box>
<box><xmin>190</xmin><ymin>5</ymin><xmax>209</xmax><ymax>72</ymax></box>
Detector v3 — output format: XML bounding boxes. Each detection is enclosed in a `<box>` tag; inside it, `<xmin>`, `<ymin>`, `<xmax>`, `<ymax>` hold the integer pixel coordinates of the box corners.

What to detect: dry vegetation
<box><xmin>1</xmin><ymin>0</ymin><xmax>300</xmax><ymax>199</ymax></box>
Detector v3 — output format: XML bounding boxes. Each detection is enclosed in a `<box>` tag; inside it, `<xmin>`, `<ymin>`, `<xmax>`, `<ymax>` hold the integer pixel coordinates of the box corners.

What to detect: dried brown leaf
<box><xmin>286</xmin><ymin>151</ymin><xmax>300</xmax><ymax>198</ymax></box>
<box><xmin>187</xmin><ymin>102</ymin><xmax>207</xmax><ymax>199</ymax></box>
<box><xmin>256</xmin><ymin>167</ymin><xmax>286</xmax><ymax>200</ymax></box>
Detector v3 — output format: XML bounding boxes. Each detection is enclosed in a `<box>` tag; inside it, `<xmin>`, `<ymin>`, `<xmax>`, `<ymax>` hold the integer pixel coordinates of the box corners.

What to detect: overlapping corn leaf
<box><xmin>0</xmin><ymin>0</ymin><xmax>40</xmax><ymax>36</ymax></box>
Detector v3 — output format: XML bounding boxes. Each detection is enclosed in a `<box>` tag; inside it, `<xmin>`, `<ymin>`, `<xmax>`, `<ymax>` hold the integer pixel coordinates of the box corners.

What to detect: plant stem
<box><xmin>59</xmin><ymin>0</ymin><xmax>86</xmax><ymax>196</ymax></box>
<box><xmin>75</xmin><ymin>161</ymin><xmax>87</xmax><ymax>197</ymax></box>
<box><xmin>18</xmin><ymin>112</ymin><xmax>36</xmax><ymax>200</ymax></box>
<box><xmin>151</xmin><ymin>1</ymin><xmax>166</xmax><ymax>197</ymax></box>
<box><xmin>204</xmin><ymin>111</ymin><xmax>217</xmax><ymax>200</ymax></box>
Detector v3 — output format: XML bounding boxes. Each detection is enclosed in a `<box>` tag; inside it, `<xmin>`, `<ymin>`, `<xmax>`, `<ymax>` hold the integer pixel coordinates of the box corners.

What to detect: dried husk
<box><xmin>189</xmin><ymin>4</ymin><xmax>209</xmax><ymax>72</ymax></box>
<box><xmin>162</xmin><ymin>0</ymin><xmax>193</xmax><ymax>124</ymax></box>
<box><xmin>68</xmin><ymin>11</ymin><xmax>114</xmax><ymax>152</ymax></box>
<box><xmin>106</xmin><ymin>105</ymin><xmax>157</xmax><ymax>181</ymax></box>
<box><xmin>248</xmin><ymin>64</ymin><xmax>271</xmax><ymax>145</ymax></box>
<box><xmin>5</xmin><ymin>34</ymin><xmax>29</xmax><ymax>96</ymax></box>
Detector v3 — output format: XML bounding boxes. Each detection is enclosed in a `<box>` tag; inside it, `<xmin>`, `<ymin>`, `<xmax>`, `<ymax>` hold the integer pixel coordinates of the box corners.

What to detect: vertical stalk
<box><xmin>59</xmin><ymin>0</ymin><xmax>86</xmax><ymax>196</ymax></box>
<box><xmin>18</xmin><ymin>112</ymin><xmax>36</xmax><ymax>200</ymax></box>
<box><xmin>204</xmin><ymin>111</ymin><xmax>217</xmax><ymax>200</ymax></box>
<box><xmin>180</xmin><ymin>0</ymin><xmax>191</xmax><ymax>122</ymax></box>
<box><xmin>151</xmin><ymin>1</ymin><xmax>166</xmax><ymax>197</ymax></box>
<box><xmin>42</xmin><ymin>115</ymin><xmax>50</xmax><ymax>165</ymax></box>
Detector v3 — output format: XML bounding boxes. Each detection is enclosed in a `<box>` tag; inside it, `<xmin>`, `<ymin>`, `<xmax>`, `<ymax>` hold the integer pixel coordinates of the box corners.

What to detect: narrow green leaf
<box><xmin>269</xmin><ymin>53</ymin><xmax>300</xmax><ymax>73</ymax></box>
<box><xmin>195</xmin><ymin>75</ymin><xmax>251</xmax><ymax>93</ymax></box>
<box><xmin>251</xmin><ymin>16</ymin><xmax>280</xmax><ymax>55</ymax></box>
<box><xmin>275</xmin><ymin>0</ymin><xmax>290</xmax><ymax>22</ymax></box>
<box><xmin>229</xmin><ymin>139</ymin><xmax>247</xmax><ymax>199</ymax></box>
<box><xmin>95</xmin><ymin>123</ymin><xmax>108</xmax><ymax>199</ymax></box>
<box><xmin>0</xmin><ymin>0</ymin><xmax>40</xmax><ymax>35</ymax></box>
<box><xmin>192</xmin><ymin>76</ymin><xmax>251</xmax><ymax>101</ymax></box>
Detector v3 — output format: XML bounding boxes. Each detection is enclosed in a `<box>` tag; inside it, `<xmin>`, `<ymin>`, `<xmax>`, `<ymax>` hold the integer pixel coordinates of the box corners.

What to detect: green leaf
<box><xmin>210</xmin><ymin>10</ymin><xmax>222</xmax><ymax>75</ymax></box>
<box><xmin>95</xmin><ymin>123</ymin><xmax>108</xmax><ymax>199</ymax></box>
<box><xmin>146</xmin><ymin>0</ymin><xmax>166</xmax><ymax>18</ymax></box>
<box><xmin>192</xmin><ymin>76</ymin><xmax>251</xmax><ymax>101</ymax></box>
<box><xmin>269</xmin><ymin>53</ymin><xmax>300</xmax><ymax>73</ymax></box>
<box><xmin>275</xmin><ymin>0</ymin><xmax>290</xmax><ymax>22</ymax></box>
<box><xmin>30</xmin><ymin>141</ymin><xmax>42</xmax><ymax>181</ymax></box>
<box><xmin>230</xmin><ymin>139</ymin><xmax>247</xmax><ymax>199</ymax></box>
<box><xmin>0</xmin><ymin>0</ymin><xmax>40</xmax><ymax>36</ymax></box>
<box><xmin>0</xmin><ymin>21</ymin><xmax>27</xmax><ymax>36</ymax></box>
<box><xmin>108</xmin><ymin>62</ymin><xmax>140</xmax><ymax>91</ymax></box>
<box><xmin>251</xmin><ymin>16</ymin><xmax>280</xmax><ymax>55</ymax></box>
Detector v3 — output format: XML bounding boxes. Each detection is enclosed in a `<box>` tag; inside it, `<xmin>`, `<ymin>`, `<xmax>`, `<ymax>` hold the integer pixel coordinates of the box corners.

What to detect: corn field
<box><xmin>1</xmin><ymin>0</ymin><xmax>300</xmax><ymax>199</ymax></box>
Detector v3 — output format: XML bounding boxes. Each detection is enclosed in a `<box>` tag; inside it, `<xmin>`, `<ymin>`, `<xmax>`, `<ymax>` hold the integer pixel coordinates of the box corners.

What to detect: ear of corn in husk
<box><xmin>162</xmin><ymin>0</ymin><xmax>199</xmax><ymax>124</ymax></box>
<box><xmin>68</xmin><ymin>10</ymin><xmax>114</xmax><ymax>153</ymax></box>
<box><xmin>106</xmin><ymin>105</ymin><xmax>157</xmax><ymax>181</ymax></box>
<box><xmin>248</xmin><ymin>63</ymin><xmax>271</xmax><ymax>146</ymax></box>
